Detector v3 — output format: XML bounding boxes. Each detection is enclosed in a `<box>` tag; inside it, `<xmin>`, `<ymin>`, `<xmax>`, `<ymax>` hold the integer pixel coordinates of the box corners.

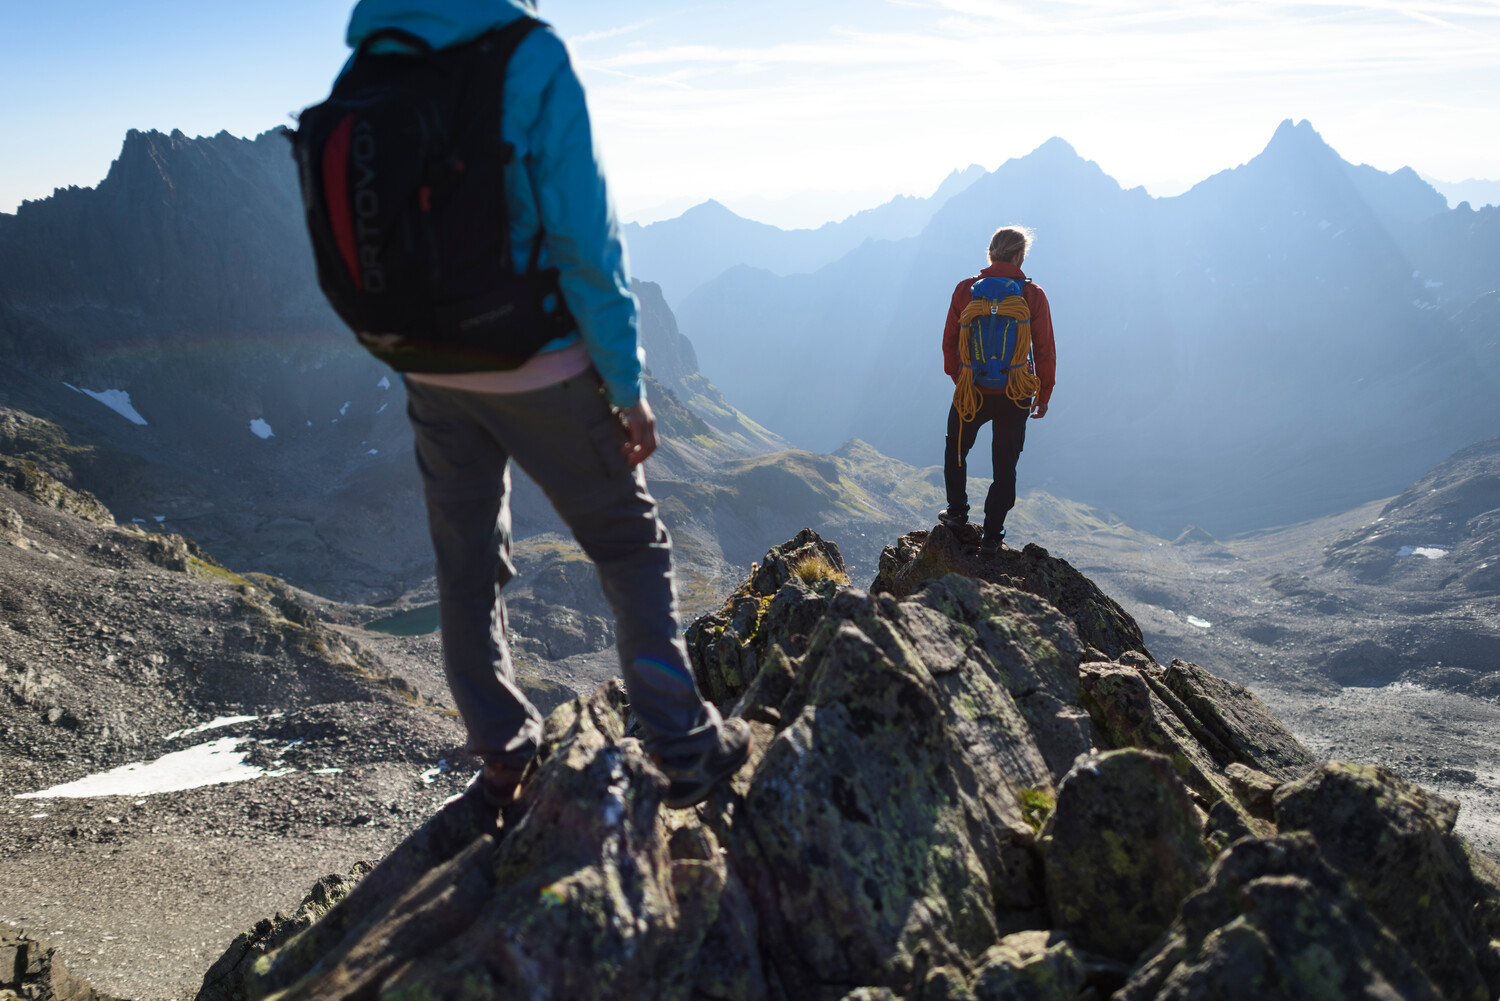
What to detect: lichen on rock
<box><xmin>1042</xmin><ymin>749</ymin><xmax>1211</xmax><ymax>962</ymax></box>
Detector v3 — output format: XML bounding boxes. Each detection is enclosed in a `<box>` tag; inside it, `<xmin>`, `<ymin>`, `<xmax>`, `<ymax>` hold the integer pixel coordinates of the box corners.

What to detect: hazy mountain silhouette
<box><xmin>622</xmin><ymin>165</ymin><xmax>986</xmax><ymax>306</ymax></box>
<box><xmin>1421</xmin><ymin>174</ymin><xmax>1500</xmax><ymax>210</ymax></box>
<box><xmin>676</xmin><ymin>121</ymin><xmax>1500</xmax><ymax>536</ymax></box>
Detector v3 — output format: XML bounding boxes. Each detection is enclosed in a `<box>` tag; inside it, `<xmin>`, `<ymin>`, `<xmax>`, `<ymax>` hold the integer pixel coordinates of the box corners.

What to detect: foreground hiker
<box><xmin>940</xmin><ymin>226</ymin><xmax>1057</xmax><ymax>555</ymax></box>
<box><xmin>295</xmin><ymin>0</ymin><xmax>749</xmax><ymax>821</ymax></box>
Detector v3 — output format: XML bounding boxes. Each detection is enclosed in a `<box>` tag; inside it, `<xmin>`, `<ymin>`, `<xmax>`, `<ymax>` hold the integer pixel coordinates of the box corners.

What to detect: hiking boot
<box><xmin>938</xmin><ymin>507</ymin><xmax>969</xmax><ymax>530</ymax></box>
<box><xmin>977</xmin><ymin>530</ymin><xmax>1006</xmax><ymax>558</ymax></box>
<box><xmin>474</xmin><ymin>757</ymin><xmax>532</xmax><ymax>829</ymax></box>
<box><xmin>654</xmin><ymin>717</ymin><xmax>753</xmax><ymax>810</ymax></box>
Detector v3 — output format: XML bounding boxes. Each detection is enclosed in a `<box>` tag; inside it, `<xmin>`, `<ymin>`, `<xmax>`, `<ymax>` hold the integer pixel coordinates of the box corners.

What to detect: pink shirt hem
<box><xmin>404</xmin><ymin>342</ymin><xmax>593</xmax><ymax>395</ymax></box>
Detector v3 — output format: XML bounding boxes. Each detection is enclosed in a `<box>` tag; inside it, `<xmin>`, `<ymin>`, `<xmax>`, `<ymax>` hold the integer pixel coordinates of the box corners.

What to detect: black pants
<box><xmin>944</xmin><ymin>393</ymin><xmax>1030</xmax><ymax>537</ymax></box>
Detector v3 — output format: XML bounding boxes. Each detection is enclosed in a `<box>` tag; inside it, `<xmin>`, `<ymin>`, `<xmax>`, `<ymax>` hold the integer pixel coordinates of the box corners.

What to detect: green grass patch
<box><xmin>187</xmin><ymin>555</ymin><xmax>256</xmax><ymax>589</ymax></box>
<box><xmin>365</xmin><ymin>603</ymin><xmax>441</xmax><ymax>636</ymax></box>
<box><xmin>1019</xmin><ymin>787</ymin><xmax>1056</xmax><ymax>833</ymax></box>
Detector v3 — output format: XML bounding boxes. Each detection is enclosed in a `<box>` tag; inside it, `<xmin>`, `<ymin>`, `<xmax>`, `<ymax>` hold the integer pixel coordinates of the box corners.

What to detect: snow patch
<box><xmin>377</xmin><ymin>403</ymin><xmax>388</xmax><ymax>414</ymax></box>
<box><xmin>250</xmin><ymin>419</ymin><xmax>274</xmax><ymax>439</ymax></box>
<box><xmin>14</xmin><ymin>737</ymin><xmax>291</xmax><ymax>799</ymax></box>
<box><xmin>340</xmin><ymin>401</ymin><xmax>351</xmax><ymax>416</ymax></box>
<box><xmin>1397</xmin><ymin>546</ymin><xmax>1448</xmax><ymax>559</ymax></box>
<box><xmin>378</xmin><ymin>376</ymin><xmax>392</xmax><ymax>390</ymax></box>
<box><xmin>166</xmin><ymin>714</ymin><xmax>262</xmax><ymax>740</ymax></box>
<box><xmin>1186</xmin><ymin>615</ymin><xmax>1212</xmax><ymax>629</ymax></box>
<box><xmin>63</xmin><ymin>384</ymin><xmax>148</xmax><ymax>425</ymax></box>
<box><xmin>367</xmin><ymin>449</ymin><xmax>379</xmax><ymax>456</ymax></box>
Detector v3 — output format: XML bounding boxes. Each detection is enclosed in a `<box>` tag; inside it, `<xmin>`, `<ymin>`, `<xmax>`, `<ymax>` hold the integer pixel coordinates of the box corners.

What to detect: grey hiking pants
<box><xmin>404</xmin><ymin>375</ymin><xmax>718</xmax><ymax>770</ymax></box>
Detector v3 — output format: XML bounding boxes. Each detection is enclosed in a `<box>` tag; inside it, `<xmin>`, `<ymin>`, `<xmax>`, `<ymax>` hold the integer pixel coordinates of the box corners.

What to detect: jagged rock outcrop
<box><xmin>0</xmin><ymin>928</ymin><xmax>122</xmax><ymax>1001</ymax></box>
<box><xmin>197</xmin><ymin>528</ymin><xmax>1500</xmax><ymax>1001</ymax></box>
<box><xmin>0</xmin><ymin>128</ymin><xmax>329</xmax><ymax>364</ymax></box>
<box><xmin>685</xmin><ymin>527</ymin><xmax>848</xmax><ymax>707</ymax></box>
<box><xmin>873</xmin><ymin>525</ymin><xmax>1148</xmax><ymax>660</ymax></box>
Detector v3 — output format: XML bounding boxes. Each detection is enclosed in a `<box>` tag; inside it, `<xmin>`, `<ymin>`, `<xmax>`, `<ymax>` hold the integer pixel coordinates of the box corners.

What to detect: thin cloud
<box><xmin>570</xmin><ymin>18</ymin><xmax>662</xmax><ymax>46</ymax></box>
<box><xmin>570</xmin><ymin>0</ymin><xmax>1500</xmax><ymax>220</ymax></box>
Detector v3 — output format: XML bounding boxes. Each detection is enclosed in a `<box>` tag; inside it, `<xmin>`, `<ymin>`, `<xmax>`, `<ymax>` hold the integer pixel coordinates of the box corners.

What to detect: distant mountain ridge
<box><xmin>1421</xmin><ymin>174</ymin><xmax>1500</xmax><ymax>210</ymax></box>
<box><xmin>622</xmin><ymin>164</ymin><xmax>986</xmax><ymax>306</ymax></box>
<box><xmin>0</xmin><ymin>129</ymin><xmax>790</xmax><ymax>598</ymax></box>
<box><xmin>674</xmin><ymin>120</ymin><xmax>1500</xmax><ymax>536</ymax></box>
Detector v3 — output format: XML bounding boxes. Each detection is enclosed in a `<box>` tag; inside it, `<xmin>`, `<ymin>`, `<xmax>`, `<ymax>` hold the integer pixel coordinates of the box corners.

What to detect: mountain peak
<box><xmin>677</xmin><ymin>198</ymin><xmax>759</xmax><ymax>227</ymax></box>
<box><xmin>931</xmin><ymin>164</ymin><xmax>987</xmax><ymax>203</ymax></box>
<box><xmin>1032</xmin><ymin>136</ymin><xmax>1081</xmax><ymax>160</ymax></box>
<box><xmin>1263</xmin><ymin>119</ymin><xmax>1334</xmax><ymax>157</ymax></box>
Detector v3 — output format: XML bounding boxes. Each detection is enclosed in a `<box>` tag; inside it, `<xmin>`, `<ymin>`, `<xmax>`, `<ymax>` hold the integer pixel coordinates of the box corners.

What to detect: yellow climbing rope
<box><xmin>952</xmin><ymin>294</ymin><xmax>1039</xmax><ymax>465</ymax></box>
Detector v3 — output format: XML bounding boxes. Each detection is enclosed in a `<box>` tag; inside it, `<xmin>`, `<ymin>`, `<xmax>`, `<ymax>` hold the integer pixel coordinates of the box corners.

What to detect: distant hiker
<box><xmin>940</xmin><ymin>226</ymin><xmax>1056</xmax><ymax>556</ymax></box>
<box><xmin>294</xmin><ymin>0</ymin><xmax>749</xmax><ymax>822</ymax></box>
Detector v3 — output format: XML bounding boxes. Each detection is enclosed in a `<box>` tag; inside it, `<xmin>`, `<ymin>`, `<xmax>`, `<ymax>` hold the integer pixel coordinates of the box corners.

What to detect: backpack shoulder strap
<box><xmin>452</xmin><ymin>18</ymin><xmax>546</xmax><ymax>157</ymax></box>
<box><xmin>453</xmin><ymin>17</ymin><xmax>548</xmax><ymax>273</ymax></box>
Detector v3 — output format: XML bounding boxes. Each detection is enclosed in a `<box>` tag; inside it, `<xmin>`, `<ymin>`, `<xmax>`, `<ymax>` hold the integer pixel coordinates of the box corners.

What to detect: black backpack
<box><xmin>289</xmin><ymin>17</ymin><xmax>575</xmax><ymax>373</ymax></box>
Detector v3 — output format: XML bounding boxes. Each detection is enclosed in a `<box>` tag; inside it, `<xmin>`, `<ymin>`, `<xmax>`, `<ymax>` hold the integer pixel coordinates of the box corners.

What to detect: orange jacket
<box><xmin>942</xmin><ymin>261</ymin><xmax>1056</xmax><ymax>407</ymax></box>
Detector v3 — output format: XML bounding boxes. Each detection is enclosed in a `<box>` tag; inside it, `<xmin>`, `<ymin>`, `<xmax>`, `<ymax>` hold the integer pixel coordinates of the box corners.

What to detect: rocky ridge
<box><xmin>197</xmin><ymin>528</ymin><xmax>1500</xmax><ymax>1001</ymax></box>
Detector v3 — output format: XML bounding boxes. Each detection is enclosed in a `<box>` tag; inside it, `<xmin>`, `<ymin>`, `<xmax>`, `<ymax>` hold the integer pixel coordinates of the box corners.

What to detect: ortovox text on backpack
<box><xmin>289</xmin><ymin>17</ymin><xmax>576</xmax><ymax>373</ymax></box>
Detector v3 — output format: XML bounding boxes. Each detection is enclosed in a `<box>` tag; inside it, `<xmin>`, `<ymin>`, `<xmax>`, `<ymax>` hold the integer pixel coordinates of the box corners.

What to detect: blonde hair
<box><xmin>987</xmin><ymin>226</ymin><xmax>1034</xmax><ymax>264</ymax></box>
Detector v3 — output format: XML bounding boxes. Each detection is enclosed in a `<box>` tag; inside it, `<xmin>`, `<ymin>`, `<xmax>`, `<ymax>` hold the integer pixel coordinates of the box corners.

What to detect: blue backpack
<box><xmin>966</xmin><ymin>276</ymin><xmax>1030</xmax><ymax>390</ymax></box>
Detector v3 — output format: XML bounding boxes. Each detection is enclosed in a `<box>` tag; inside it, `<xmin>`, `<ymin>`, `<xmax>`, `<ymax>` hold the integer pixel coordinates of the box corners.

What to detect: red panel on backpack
<box><xmin>321</xmin><ymin>114</ymin><xmax>361</xmax><ymax>289</ymax></box>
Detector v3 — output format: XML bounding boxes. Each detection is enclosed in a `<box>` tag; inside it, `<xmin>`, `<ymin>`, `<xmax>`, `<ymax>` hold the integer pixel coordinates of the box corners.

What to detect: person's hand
<box><xmin>618</xmin><ymin>399</ymin><xmax>658</xmax><ymax>466</ymax></box>
<box><xmin>1031</xmin><ymin>399</ymin><xmax>1049</xmax><ymax>419</ymax></box>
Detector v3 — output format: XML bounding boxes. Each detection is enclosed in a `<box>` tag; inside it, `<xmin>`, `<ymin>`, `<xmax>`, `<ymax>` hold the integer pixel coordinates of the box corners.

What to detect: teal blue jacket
<box><xmin>344</xmin><ymin>0</ymin><xmax>643</xmax><ymax>407</ymax></box>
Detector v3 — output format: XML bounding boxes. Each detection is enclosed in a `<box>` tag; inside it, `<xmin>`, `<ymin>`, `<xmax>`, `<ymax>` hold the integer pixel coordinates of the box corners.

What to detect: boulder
<box><xmin>1120</xmin><ymin>835</ymin><xmax>1444</xmax><ymax>1001</ymax></box>
<box><xmin>0</xmin><ymin>505</ymin><xmax>23</xmax><ymax>546</ymax></box>
<box><xmin>1275</xmin><ymin>762</ymin><xmax>1500</xmax><ymax>1000</ymax></box>
<box><xmin>970</xmin><ymin>930</ymin><xmax>1087</xmax><ymax>1001</ymax></box>
<box><xmin>0</xmin><ymin>928</ymin><xmax>122</xmax><ymax>1001</ymax></box>
<box><xmin>1043</xmin><ymin>749</ymin><xmax>1211</xmax><ymax>962</ymax></box>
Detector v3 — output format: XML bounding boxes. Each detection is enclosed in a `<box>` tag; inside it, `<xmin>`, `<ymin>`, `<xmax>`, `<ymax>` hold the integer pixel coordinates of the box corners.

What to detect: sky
<box><xmin>2</xmin><ymin>0</ymin><xmax>1497</xmax><ymax>228</ymax></box>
